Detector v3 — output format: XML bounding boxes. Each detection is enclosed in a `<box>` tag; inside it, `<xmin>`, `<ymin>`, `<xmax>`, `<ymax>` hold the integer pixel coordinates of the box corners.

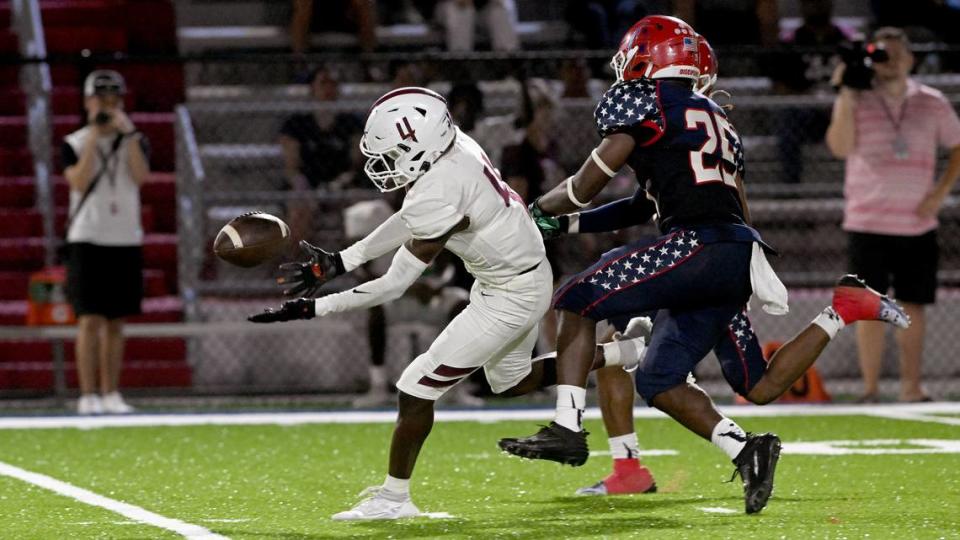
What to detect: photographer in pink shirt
<box><xmin>826</xmin><ymin>27</ymin><xmax>960</xmax><ymax>402</ymax></box>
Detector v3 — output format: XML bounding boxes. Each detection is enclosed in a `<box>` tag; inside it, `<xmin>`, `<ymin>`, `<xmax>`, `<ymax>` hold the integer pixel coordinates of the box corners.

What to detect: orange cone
<box><xmin>735</xmin><ymin>341</ymin><xmax>831</xmax><ymax>404</ymax></box>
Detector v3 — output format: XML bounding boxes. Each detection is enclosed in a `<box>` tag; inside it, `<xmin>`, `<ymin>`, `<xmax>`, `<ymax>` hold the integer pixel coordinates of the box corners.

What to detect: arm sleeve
<box><xmin>400</xmin><ymin>196</ymin><xmax>465</xmax><ymax>240</ymax></box>
<box><xmin>339</xmin><ymin>211</ymin><xmax>413</xmax><ymax>272</ymax></box>
<box><xmin>576</xmin><ymin>189</ymin><xmax>657</xmax><ymax>233</ymax></box>
<box><xmin>937</xmin><ymin>97</ymin><xmax>960</xmax><ymax>149</ymax></box>
<box><xmin>314</xmin><ymin>245</ymin><xmax>428</xmax><ymax>316</ymax></box>
<box><xmin>61</xmin><ymin>140</ymin><xmax>78</xmax><ymax>170</ymax></box>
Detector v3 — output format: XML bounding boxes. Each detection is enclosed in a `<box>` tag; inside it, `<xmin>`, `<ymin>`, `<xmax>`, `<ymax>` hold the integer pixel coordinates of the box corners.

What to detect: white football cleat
<box><xmin>332</xmin><ymin>487</ymin><xmax>420</xmax><ymax>521</ymax></box>
<box><xmin>76</xmin><ymin>394</ymin><xmax>104</xmax><ymax>415</ymax></box>
<box><xmin>100</xmin><ymin>392</ymin><xmax>135</xmax><ymax>414</ymax></box>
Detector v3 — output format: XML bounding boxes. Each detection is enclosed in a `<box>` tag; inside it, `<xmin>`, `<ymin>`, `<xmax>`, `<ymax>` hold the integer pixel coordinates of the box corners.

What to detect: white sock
<box><xmin>812</xmin><ymin>306</ymin><xmax>845</xmax><ymax>339</ymax></box>
<box><xmin>601</xmin><ymin>338</ymin><xmax>646</xmax><ymax>367</ymax></box>
<box><xmin>710</xmin><ymin>418</ymin><xmax>748</xmax><ymax>460</ymax></box>
<box><xmin>382</xmin><ymin>475</ymin><xmax>410</xmax><ymax>501</ymax></box>
<box><xmin>369</xmin><ymin>366</ymin><xmax>387</xmax><ymax>392</ymax></box>
<box><xmin>554</xmin><ymin>385</ymin><xmax>586</xmax><ymax>432</ymax></box>
<box><xmin>609</xmin><ymin>433</ymin><xmax>640</xmax><ymax>460</ymax></box>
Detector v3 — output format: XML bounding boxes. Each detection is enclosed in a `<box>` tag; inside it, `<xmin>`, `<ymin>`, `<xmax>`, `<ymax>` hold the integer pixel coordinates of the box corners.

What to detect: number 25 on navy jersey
<box><xmin>594</xmin><ymin>78</ymin><xmax>747</xmax><ymax>231</ymax></box>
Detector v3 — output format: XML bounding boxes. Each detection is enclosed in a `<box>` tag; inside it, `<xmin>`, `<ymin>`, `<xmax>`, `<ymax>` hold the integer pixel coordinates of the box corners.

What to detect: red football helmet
<box><xmin>696</xmin><ymin>36</ymin><xmax>718</xmax><ymax>94</ymax></box>
<box><xmin>611</xmin><ymin>15</ymin><xmax>701</xmax><ymax>83</ymax></box>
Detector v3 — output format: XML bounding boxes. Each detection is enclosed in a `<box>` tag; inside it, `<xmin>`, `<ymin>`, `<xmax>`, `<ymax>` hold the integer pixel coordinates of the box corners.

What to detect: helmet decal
<box><xmin>396</xmin><ymin>117</ymin><xmax>419</xmax><ymax>142</ymax></box>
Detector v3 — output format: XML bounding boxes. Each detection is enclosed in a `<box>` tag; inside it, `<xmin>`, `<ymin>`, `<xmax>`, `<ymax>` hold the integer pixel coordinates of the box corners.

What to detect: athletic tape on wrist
<box><xmin>566</xmin><ymin>178</ymin><xmax>590</xmax><ymax>208</ymax></box>
<box><xmin>590</xmin><ymin>148</ymin><xmax>617</xmax><ymax>177</ymax></box>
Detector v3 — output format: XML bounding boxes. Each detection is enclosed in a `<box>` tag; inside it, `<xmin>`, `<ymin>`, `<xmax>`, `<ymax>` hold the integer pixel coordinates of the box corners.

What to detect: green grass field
<box><xmin>1</xmin><ymin>408</ymin><xmax>959</xmax><ymax>539</ymax></box>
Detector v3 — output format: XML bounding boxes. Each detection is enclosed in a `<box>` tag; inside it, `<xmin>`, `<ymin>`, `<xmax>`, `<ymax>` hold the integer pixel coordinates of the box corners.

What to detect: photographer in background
<box><xmin>62</xmin><ymin>70</ymin><xmax>151</xmax><ymax>415</ymax></box>
<box><xmin>826</xmin><ymin>28</ymin><xmax>960</xmax><ymax>402</ymax></box>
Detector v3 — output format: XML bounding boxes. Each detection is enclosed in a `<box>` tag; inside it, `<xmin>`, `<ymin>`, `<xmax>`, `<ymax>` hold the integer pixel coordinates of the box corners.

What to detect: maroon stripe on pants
<box><xmin>418</xmin><ymin>375</ymin><xmax>464</xmax><ymax>388</ymax></box>
<box><xmin>433</xmin><ymin>364</ymin><xmax>476</xmax><ymax>377</ymax></box>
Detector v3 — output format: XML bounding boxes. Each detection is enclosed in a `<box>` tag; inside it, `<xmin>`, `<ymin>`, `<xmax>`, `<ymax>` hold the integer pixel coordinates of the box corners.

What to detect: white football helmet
<box><xmin>360</xmin><ymin>87</ymin><xmax>456</xmax><ymax>192</ymax></box>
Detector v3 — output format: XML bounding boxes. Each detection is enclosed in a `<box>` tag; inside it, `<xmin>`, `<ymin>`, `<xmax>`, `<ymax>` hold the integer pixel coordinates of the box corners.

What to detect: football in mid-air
<box><xmin>214</xmin><ymin>212</ymin><xmax>291</xmax><ymax>268</ymax></box>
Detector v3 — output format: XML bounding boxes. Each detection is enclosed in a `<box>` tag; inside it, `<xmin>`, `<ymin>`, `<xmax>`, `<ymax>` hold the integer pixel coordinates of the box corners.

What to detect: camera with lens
<box><xmin>836</xmin><ymin>41</ymin><xmax>890</xmax><ymax>90</ymax></box>
<box><xmin>94</xmin><ymin>111</ymin><xmax>112</xmax><ymax>126</ymax></box>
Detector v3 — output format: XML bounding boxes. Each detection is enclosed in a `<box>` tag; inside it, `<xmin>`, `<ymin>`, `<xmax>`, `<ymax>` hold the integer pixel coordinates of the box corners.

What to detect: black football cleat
<box><xmin>498</xmin><ymin>422</ymin><xmax>590</xmax><ymax>467</ymax></box>
<box><xmin>731</xmin><ymin>432</ymin><xmax>781</xmax><ymax>514</ymax></box>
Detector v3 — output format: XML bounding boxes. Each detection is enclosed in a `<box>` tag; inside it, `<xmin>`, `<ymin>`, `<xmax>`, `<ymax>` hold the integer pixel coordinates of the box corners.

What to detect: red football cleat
<box><xmin>575</xmin><ymin>458</ymin><xmax>657</xmax><ymax>496</ymax></box>
<box><xmin>832</xmin><ymin>274</ymin><xmax>910</xmax><ymax>328</ymax></box>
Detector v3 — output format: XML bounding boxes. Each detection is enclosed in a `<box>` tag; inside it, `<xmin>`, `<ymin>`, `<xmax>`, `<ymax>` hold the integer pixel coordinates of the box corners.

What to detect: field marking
<box><xmin>867</xmin><ymin>410</ymin><xmax>960</xmax><ymax>427</ymax></box>
<box><xmin>698</xmin><ymin>507</ymin><xmax>738</xmax><ymax>514</ymax></box>
<box><xmin>2</xmin><ymin>402</ymin><xmax>960</xmax><ymax>430</ymax></box>
<box><xmin>783</xmin><ymin>438</ymin><xmax>960</xmax><ymax>455</ymax></box>
<box><xmin>423</xmin><ymin>512</ymin><xmax>456</xmax><ymax>519</ymax></box>
<box><xmin>481</xmin><ymin>438</ymin><xmax>960</xmax><ymax>459</ymax></box>
<box><xmin>0</xmin><ymin>460</ymin><xmax>229</xmax><ymax>539</ymax></box>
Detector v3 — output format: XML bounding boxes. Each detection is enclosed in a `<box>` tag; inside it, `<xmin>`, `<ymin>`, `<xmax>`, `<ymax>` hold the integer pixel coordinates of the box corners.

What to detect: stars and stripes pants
<box><xmin>553</xmin><ymin>229</ymin><xmax>767</xmax><ymax>403</ymax></box>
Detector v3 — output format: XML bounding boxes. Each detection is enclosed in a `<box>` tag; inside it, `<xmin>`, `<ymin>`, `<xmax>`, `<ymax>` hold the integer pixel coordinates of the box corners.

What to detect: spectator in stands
<box><xmin>447</xmin><ymin>82</ymin><xmax>485</xmax><ymax>133</ymax></box>
<box><xmin>279</xmin><ymin>67</ymin><xmax>363</xmax><ymax>243</ymax></box>
<box><xmin>378</xmin><ymin>0</ymin><xmax>436</xmax><ymax>24</ymax></box>
<box><xmin>446</xmin><ymin>81</ymin><xmax>518</xmax><ymax>167</ymax></box>
<box><xmin>560</xmin><ymin>57</ymin><xmax>592</xmax><ymax>98</ymax></box>
<box><xmin>501</xmin><ymin>80</ymin><xmax>563</xmax><ymax>203</ymax></box>
<box><xmin>825</xmin><ymin>27</ymin><xmax>960</xmax><ymax>402</ymax></box>
<box><xmin>388</xmin><ymin>59</ymin><xmax>427</xmax><ymax>89</ymax></box>
<box><xmin>769</xmin><ymin>0</ymin><xmax>847</xmax><ymax>183</ymax></box>
<box><xmin>673</xmin><ymin>0</ymin><xmax>779</xmax><ymax>47</ymax></box>
<box><xmin>564</xmin><ymin>0</ymin><xmax>662</xmax><ymax>48</ymax></box>
<box><xmin>438</xmin><ymin>0</ymin><xmax>519</xmax><ymax>51</ymax></box>
<box><xmin>290</xmin><ymin>0</ymin><xmax>377</xmax><ymax>54</ymax></box>
<box><xmin>62</xmin><ymin>70</ymin><xmax>150</xmax><ymax>415</ymax></box>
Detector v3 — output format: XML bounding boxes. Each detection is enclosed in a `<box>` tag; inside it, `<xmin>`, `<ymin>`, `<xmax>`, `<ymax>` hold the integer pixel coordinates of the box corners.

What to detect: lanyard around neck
<box><xmin>876</xmin><ymin>92</ymin><xmax>908</xmax><ymax>132</ymax></box>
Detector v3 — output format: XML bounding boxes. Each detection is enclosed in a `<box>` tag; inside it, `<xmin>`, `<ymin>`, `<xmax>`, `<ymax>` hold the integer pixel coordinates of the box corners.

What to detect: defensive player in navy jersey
<box><xmin>499</xmin><ymin>16</ymin><xmax>910</xmax><ymax>514</ymax></box>
<box><xmin>570</xmin><ymin>36</ymin><xmax>721</xmax><ymax>499</ymax></box>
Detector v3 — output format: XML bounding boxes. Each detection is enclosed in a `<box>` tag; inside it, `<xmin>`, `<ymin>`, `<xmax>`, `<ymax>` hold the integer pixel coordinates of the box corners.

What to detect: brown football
<box><xmin>214</xmin><ymin>212</ymin><xmax>292</xmax><ymax>268</ymax></box>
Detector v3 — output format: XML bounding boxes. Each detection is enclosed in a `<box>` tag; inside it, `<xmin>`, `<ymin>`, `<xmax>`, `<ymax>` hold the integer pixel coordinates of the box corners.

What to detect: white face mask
<box><xmin>360</xmin><ymin>137</ymin><xmax>417</xmax><ymax>192</ymax></box>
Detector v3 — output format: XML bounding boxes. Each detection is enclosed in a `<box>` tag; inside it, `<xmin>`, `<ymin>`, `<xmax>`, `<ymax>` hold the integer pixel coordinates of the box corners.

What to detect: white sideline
<box><xmin>0</xmin><ymin>402</ymin><xmax>959</xmax><ymax>430</ymax></box>
<box><xmin>0</xmin><ymin>461</ymin><xmax>229</xmax><ymax>539</ymax></box>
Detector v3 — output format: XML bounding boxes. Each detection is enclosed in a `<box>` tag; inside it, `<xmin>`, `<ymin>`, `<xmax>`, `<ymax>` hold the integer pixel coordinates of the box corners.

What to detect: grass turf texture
<box><xmin>1</xmin><ymin>415</ymin><xmax>958</xmax><ymax>539</ymax></box>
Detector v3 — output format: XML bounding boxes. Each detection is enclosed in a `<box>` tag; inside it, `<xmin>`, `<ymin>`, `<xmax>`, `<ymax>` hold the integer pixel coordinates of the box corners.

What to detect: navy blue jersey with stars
<box><xmin>595</xmin><ymin>78</ymin><xmax>746</xmax><ymax>232</ymax></box>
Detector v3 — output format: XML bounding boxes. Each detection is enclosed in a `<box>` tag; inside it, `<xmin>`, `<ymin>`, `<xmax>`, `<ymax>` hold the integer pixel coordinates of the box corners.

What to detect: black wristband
<box><xmin>332</xmin><ymin>251</ymin><xmax>345</xmax><ymax>276</ymax></box>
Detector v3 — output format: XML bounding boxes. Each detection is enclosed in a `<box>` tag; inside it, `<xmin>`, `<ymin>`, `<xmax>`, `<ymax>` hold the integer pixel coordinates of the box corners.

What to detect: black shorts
<box><xmin>847</xmin><ymin>230</ymin><xmax>938</xmax><ymax>305</ymax></box>
<box><xmin>66</xmin><ymin>243</ymin><xmax>143</xmax><ymax>319</ymax></box>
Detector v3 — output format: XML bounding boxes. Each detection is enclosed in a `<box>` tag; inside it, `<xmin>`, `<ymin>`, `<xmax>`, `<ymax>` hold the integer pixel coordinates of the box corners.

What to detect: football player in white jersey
<box><xmin>250</xmin><ymin>87</ymin><xmax>650</xmax><ymax>520</ymax></box>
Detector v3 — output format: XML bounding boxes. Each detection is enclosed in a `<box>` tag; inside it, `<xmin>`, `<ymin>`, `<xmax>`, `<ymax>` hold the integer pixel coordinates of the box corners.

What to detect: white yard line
<box><xmin>0</xmin><ymin>403</ymin><xmax>959</xmax><ymax>430</ymax></box>
<box><xmin>866</xmin><ymin>410</ymin><xmax>960</xmax><ymax>427</ymax></box>
<box><xmin>0</xmin><ymin>461</ymin><xmax>229</xmax><ymax>540</ymax></box>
